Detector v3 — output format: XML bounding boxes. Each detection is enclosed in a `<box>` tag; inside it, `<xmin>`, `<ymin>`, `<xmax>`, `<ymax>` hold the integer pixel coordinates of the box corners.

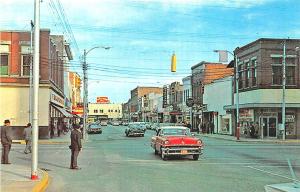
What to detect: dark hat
<box><xmin>27</xmin><ymin>123</ymin><xmax>31</xmax><ymax>127</ymax></box>
<box><xmin>4</xmin><ymin>119</ymin><xmax>10</xmax><ymax>124</ymax></box>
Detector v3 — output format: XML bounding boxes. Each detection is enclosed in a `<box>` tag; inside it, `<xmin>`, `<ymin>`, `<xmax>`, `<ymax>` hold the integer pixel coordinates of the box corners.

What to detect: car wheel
<box><xmin>141</xmin><ymin>134</ymin><xmax>144</xmax><ymax>137</ymax></box>
<box><xmin>126</xmin><ymin>133</ymin><xmax>128</xmax><ymax>137</ymax></box>
<box><xmin>193</xmin><ymin>154</ymin><xmax>199</xmax><ymax>161</ymax></box>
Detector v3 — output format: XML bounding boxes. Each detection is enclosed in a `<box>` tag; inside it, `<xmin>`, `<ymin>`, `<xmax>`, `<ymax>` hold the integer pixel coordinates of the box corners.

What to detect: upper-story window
<box><xmin>244</xmin><ymin>61</ymin><xmax>250</xmax><ymax>87</ymax></box>
<box><xmin>0</xmin><ymin>44</ymin><xmax>9</xmax><ymax>75</ymax></box>
<box><xmin>251</xmin><ymin>59</ymin><xmax>257</xmax><ymax>86</ymax></box>
<box><xmin>238</xmin><ymin>63</ymin><xmax>243</xmax><ymax>89</ymax></box>
<box><xmin>271</xmin><ymin>55</ymin><xmax>296</xmax><ymax>85</ymax></box>
<box><xmin>94</xmin><ymin>109</ymin><xmax>98</xmax><ymax>113</ymax></box>
<box><xmin>21</xmin><ymin>54</ymin><xmax>32</xmax><ymax>76</ymax></box>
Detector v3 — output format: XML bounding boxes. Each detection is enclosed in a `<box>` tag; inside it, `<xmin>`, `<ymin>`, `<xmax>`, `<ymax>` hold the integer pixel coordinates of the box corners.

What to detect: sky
<box><xmin>1</xmin><ymin>0</ymin><xmax>300</xmax><ymax>103</ymax></box>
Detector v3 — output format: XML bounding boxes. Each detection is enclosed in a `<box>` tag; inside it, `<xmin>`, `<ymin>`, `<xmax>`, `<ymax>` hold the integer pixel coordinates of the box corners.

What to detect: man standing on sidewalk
<box><xmin>1</xmin><ymin>119</ymin><xmax>12</xmax><ymax>164</ymax></box>
<box><xmin>23</xmin><ymin>123</ymin><xmax>32</xmax><ymax>154</ymax></box>
<box><xmin>70</xmin><ymin>124</ymin><xmax>82</xmax><ymax>170</ymax></box>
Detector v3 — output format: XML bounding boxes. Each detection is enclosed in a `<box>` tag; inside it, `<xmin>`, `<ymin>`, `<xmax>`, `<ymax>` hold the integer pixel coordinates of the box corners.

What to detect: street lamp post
<box><xmin>82</xmin><ymin>46</ymin><xmax>110</xmax><ymax>140</ymax></box>
<box><xmin>214</xmin><ymin>50</ymin><xmax>239</xmax><ymax>140</ymax></box>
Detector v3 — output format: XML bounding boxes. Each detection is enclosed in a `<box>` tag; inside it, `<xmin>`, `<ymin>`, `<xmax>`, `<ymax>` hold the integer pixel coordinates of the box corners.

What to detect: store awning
<box><xmin>224</xmin><ymin>103</ymin><xmax>300</xmax><ymax>110</ymax></box>
<box><xmin>53</xmin><ymin>105</ymin><xmax>74</xmax><ymax>118</ymax></box>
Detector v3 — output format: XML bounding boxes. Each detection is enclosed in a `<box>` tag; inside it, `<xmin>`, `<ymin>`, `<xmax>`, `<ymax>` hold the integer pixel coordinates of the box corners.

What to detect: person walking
<box><xmin>1</xmin><ymin>119</ymin><xmax>12</xmax><ymax>164</ymax></box>
<box><xmin>210</xmin><ymin>121</ymin><xmax>215</xmax><ymax>134</ymax></box>
<box><xmin>23</xmin><ymin>123</ymin><xmax>32</xmax><ymax>154</ymax></box>
<box><xmin>50</xmin><ymin>121</ymin><xmax>55</xmax><ymax>139</ymax></box>
<box><xmin>70</xmin><ymin>124</ymin><xmax>82</xmax><ymax>170</ymax></box>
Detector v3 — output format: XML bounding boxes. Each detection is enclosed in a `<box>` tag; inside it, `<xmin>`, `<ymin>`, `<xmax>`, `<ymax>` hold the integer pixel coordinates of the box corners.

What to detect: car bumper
<box><xmin>128</xmin><ymin>132</ymin><xmax>144</xmax><ymax>136</ymax></box>
<box><xmin>161</xmin><ymin>147</ymin><xmax>203</xmax><ymax>156</ymax></box>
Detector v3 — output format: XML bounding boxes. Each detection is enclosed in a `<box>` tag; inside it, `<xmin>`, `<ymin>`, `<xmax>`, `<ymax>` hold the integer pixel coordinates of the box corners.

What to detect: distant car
<box><xmin>122</xmin><ymin>121</ymin><xmax>129</xmax><ymax>126</ymax></box>
<box><xmin>125</xmin><ymin>124</ymin><xmax>144</xmax><ymax>137</ymax></box>
<box><xmin>100</xmin><ymin>121</ymin><xmax>108</xmax><ymax>126</ymax></box>
<box><xmin>87</xmin><ymin>124</ymin><xmax>102</xmax><ymax>134</ymax></box>
<box><xmin>112</xmin><ymin>121</ymin><xmax>120</xmax><ymax>126</ymax></box>
<box><xmin>151</xmin><ymin>126</ymin><xmax>203</xmax><ymax>160</ymax></box>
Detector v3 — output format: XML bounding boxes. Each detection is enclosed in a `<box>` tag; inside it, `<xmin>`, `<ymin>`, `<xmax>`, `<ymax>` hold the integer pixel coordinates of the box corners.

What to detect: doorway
<box><xmin>261</xmin><ymin>117</ymin><xmax>277</xmax><ymax>138</ymax></box>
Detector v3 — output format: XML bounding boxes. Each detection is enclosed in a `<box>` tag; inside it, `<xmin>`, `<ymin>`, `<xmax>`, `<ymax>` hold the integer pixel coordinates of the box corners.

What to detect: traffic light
<box><xmin>171</xmin><ymin>53</ymin><xmax>176</xmax><ymax>72</ymax></box>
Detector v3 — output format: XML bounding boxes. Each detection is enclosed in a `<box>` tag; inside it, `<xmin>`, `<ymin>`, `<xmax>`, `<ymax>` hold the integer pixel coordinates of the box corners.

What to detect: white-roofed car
<box><xmin>151</xmin><ymin>126</ymin><xmax>203</xmax><ymax>160</ymax></box>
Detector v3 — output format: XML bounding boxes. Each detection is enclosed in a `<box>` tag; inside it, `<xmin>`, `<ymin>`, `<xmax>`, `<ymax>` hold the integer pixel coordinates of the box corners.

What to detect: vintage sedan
<box><xmin>125</xmin><ymin>124</ymin><xmax>145</xmax><ymax>137</ymax></box>
<box><xmin>151</xmin><ymin>126</ymin><xmax>203</xmax><ymax>160</ymax></box>
<box><xmin>87</xmin><ymin>124</ymin><xmax>102</xmax><ymax>134</ymax></box>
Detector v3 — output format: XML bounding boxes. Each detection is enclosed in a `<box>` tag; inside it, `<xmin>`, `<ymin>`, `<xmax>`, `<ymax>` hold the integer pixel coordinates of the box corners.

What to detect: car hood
<box><xmin>164</xmin><ymin>136</ymin><xmax>200</xmax><ymax>145</ymax></box>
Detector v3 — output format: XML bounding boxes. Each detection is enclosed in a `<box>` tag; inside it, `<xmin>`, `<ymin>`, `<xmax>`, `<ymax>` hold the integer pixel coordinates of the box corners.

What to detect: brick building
<box><xmin>0</xmin><ymin>29</ymin><xmax>73</xmax><ymax>139</ymax></box>
<box><xmin>225</xmin><ymin>38</ymin><xmax>300</xmax><ymax>139</ymax></box>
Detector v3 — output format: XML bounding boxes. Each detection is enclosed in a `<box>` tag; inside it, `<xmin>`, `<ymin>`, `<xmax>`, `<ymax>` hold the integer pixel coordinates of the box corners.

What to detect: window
<box><xmin>251</xmin><ymin>59</ymin><xmax>257</xmax><ymax>86</ymax></box>
<box><xmin>272</xmin><ymin>57</ymin><xmax>282</xmax><ymax>64</ymax></box>
<box><xmin>94</xmin><ymin>109</ymin><xmax>98</xmax><ymax>113</ymax></box>
<box><xmin>245</xmin><ymin>61</ymin><xmax>249</xmax><ymax>87</ymax></box>
<box><xmin>0</xmin><ymin>54</ymin><xmax>8</xmax><ymax>75</ymax></box>
<box><xmin>286</xmin><ymin>66</ymin><xmax>295</xmax><ymax>85</ymax></box>
<box><xmin>21</xmin><ymin>54</ymin><xmax>32</xmax><ymax>76</ymax></box>
<box><xmin>238</xmin><ymin>64</ymin><xmax>243</xmax><ymax>89</ymax></box>
<box><xmin>115</xmin><ymin>110</ymin><xmax>118</xmax><ymax>112</ymax></box>
<box><xmin>272</xmin><ymin>66</ymin><xmax>282</xmax><ymax>85</ymax></box>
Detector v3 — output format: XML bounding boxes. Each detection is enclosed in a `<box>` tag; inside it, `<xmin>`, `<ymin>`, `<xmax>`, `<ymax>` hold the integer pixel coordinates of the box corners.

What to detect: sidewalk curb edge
<box><xmin>32</xmin><ymin>169</ymin><xmax>49</xmax><ymax>192</ymax></box>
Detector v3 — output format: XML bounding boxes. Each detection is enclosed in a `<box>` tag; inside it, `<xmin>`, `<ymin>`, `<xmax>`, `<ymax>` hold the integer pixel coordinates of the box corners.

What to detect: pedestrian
<box><xmin>57</xmin><ymin>119</ymin><xmax>61</xmax><ymax>137</ymax></box>
<box><xmin>210</xmin><ymin>121</ymin><xmax>215</xmax><ymax>134</ymax></box>
<box><xmin>254</xmin><ymin>122</ymin><xmax>259</xmax><ymax>137</ymax></box>
<box><xmin>1</xmin><ymin>119</ymin><xmax>12</xmax><ymax>164</ymax></box>
<box><xmin>50</xmin><ymin>121</ymin><xmax>54</xmax><ymax>139</ymax></box>
<box><xmin>23</xmin><ymin>123</ymin><xmax>32</xmax><ymax>154</ymax></box>
<box><xmin>70</xmin><ymin>124</ymin><xmax>82</xmax><ymax>170</ymax></box>
<box><xmin>249</xmin><ymin>123</ymin><xmax>255</xmax><ymax>138</ymax></box>
<box><xmin>206</xmin><ymin>122</ymin><xmax>210</xmax><ymax>134</ymax></box>
<box><xmin>197</xmin><ymin>122</ymin><xmax>201</xmax><ymax>134</ymax></box>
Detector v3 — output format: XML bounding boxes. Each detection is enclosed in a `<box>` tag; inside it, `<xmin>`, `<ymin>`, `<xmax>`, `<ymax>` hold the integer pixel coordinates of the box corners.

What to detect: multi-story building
<box><xmin>122</xmin><ymin>100</ymin><xmax>130</xmax><ymax>121</ymax></box>
<box><xmin>129</xmin><ymin>86</ymin><xmax>162</xmax><ymax>121</ymax></box>
<box><xmin>0</xmin><ymin>30</ymin><xmax>73</xmax><ymax>138</ymax></box>
<box><xmin>168</xmin><ymin>82</ymin><xmax>183</xmax><ymax>123</ymax></box>
<box><xmin>191</xmin><ymin>61</ymin><xmax>233</xmax><ymax>130</ymax></box>
<box><xmin>225</xmin><ymin>38</ymin><xmax>300</xmax><ymax>139</ymax></box>
<box><xmin>88</xmin><ymin>103</ymin><xmax>122</xmax><ymax>122</ymax></box>
<box><xmin>182</xmin><ymin>76</ymin><xmax>192</xmax><ymax>124</ymax></box>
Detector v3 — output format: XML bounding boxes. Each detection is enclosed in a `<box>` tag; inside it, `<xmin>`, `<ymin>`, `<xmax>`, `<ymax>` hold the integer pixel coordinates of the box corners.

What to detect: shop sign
<box><xmin>286</xmin><ymin>115</ymin><xmax>295</xmax><ymax>122</ymax></box>
<box><xmin>50</xmin><ymin>91</ymin><xmax>64</xmax><ymax>107</ymax></box>
<box><xmin>239</xmin><ymin>109</ymin><xmax>254</xmax><ymax>121</ymax></box>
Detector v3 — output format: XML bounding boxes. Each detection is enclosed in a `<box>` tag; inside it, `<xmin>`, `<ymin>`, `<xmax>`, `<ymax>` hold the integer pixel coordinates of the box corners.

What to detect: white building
<box><xmin>203</xmin><ymin>76</ymin><xmax>233</xmax><ymax>135</ymax></box>
<box><xmin>88</xmin><ymin>103</ymin><xmax>122</xmax><ymax>122</ymax></box>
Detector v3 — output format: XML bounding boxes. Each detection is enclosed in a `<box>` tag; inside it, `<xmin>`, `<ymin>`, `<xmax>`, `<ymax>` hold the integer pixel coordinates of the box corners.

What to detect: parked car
<box><xmin>122</xmin><ymin>121</ymin><xmax>129</xmax><ymax>126</ymax></box>
<box><xmin>87</xmin><ymin>124</ymin><xmax>102</xmax><ymax>134</ymax></box>
<box><xmin>100</xmin><ymin>121</ymin><xmax>108</xmax><ymax>126</ymax></box>
<box><xmin>112</xmin><ymin>121</ymin><xmax>120</xmax><ymax>126</ymax></box>
<box><xmin>151</xmin><ymin>126</ymin><xmax>203</xmax><ymax>160</ymax></box>
<box><xmin>125</xmin><ymin>124</ymin><xmax>145</xmax><ymax>137</ymax></box>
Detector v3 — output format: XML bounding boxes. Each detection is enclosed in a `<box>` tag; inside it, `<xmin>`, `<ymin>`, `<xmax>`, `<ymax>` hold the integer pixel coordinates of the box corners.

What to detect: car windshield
<box><xmin>162</xmin><ymin>128</ymin><xmax>191</xmax><ymax>136</ymax></box>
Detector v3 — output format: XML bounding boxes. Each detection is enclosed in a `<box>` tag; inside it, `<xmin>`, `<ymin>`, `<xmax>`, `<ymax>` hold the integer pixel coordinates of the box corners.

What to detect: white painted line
<box><xmin>246</xmin><ymin>166</ymin><xmax>300</xmax><ymax>182</ymax></box>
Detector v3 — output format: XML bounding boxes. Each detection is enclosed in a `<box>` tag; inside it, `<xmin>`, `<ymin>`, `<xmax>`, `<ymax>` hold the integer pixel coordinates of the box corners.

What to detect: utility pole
<box><xmin>235</xmin><ymin>54</ymin><xmax>240</xmax><ymax>140</ymax></box>
<box><xmin>31</xmin><ymin>0</ymin><xmax>40</xmax><ymax>180</ymax></box>
<box><xmin>29</xmin><ymin>20</ymin><xmax>34</xmax><ymax>123</ymax></box>
<box><xmin>83</xmin><ymin>49</ymin><xmax>88</xmax><ymax>140</ymax></box>
<box><xmin>282</xmin><ymin>40</ymin><xmax>286</xmax><ymax>140</ymax></box>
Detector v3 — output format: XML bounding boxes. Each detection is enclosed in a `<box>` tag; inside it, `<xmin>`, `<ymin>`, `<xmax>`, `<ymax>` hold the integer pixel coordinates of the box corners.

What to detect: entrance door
<box><xmin>261</xmin><ymin>117</ymin><xmax>277</xmax><ymax>138</ymax></box>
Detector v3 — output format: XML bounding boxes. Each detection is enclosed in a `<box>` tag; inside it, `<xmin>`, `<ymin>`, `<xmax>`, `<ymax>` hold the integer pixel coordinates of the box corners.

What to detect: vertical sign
<box><xmin>163</xmin><ymin>85</ymin><xmax>168</xmax><ymax>108</ymax></box>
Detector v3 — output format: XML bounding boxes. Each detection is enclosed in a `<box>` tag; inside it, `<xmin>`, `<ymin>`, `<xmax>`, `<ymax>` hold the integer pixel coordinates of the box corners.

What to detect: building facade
<box><xmin>88</xmin><ymin>103</ymin><xmax>122</xmax><ymax>122</ymax></box>
<box><xmin>0</xmin><ymin>30</ymin><xmax>73</xmax><ymax>139</ymax></box>
<box><xmin>182</xmin><ymin>75</ymin><xmax>192</xmax><ymax>124</ymax></box>
<box><xmin>225</xmin><ymin>38</ymin><xmax>300</xmax><ymax>139</ymax></box>
<box><xmin>191</xmin><ymin>61</ymin><xmax>233</xmax><ymax>131</ymax></box>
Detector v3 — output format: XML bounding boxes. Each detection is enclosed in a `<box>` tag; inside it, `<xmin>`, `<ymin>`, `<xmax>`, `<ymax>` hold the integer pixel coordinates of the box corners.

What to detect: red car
<box><xmin>151</xmin><ymin>126</ymin><xmax>203</xmax><ymax>160</ymax></box>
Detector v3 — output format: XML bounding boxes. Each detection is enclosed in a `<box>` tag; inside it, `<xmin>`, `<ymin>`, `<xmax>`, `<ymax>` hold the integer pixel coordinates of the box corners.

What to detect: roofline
<box><xmin>0</xmin><ymin>28</ymin><xmax>51</xmax><ymax>33</ymax></box>
<box><xmin>235</xmin><ymin>38</ymin><xmax>300</xmax><ymax>53</ymax></box>
<box><xmin>191</xmin><ymin>61</ymin><xmax>226</xmax><ymax>70</ymax></box>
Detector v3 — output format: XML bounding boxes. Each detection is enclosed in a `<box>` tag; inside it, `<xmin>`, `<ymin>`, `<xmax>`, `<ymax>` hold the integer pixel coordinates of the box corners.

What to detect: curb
<box><xmin>32</xmin><ymin>169</ymin><xmax>49</xmax><ymax>192</ymax></box>
<box><xmin>199</xmin><ymin>135</ymin><xmax>300</xmax><ymax>144</ymax></box>
<box><xmin>12</xmin><ymin>140</ymin><xmax>69</xmax><ymax>145</ymax></box>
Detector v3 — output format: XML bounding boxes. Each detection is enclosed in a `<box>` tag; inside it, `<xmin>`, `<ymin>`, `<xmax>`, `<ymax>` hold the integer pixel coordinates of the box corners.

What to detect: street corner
<box><xmin>32</xmin><ymin>169</ymin><xmax>50</xmax><ymax>192</ymax></box>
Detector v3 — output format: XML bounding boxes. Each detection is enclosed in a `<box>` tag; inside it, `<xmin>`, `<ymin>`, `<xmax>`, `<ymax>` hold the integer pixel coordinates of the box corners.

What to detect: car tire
<box><xmin>193</xmin><ymin>154</ymin><xmax>199</xmax><ymax>161</ymax></box>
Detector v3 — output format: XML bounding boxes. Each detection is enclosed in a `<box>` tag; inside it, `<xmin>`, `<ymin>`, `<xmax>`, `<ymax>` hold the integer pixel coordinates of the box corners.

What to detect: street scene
<box><xmin>1</xmin><ymin>0</ymin><xmax>300</xmax><ymax>192</ymax></box>
<box><xmin>3</xmin><ymin>125</ymin><xmax>300</xmax><ymax>192</ymax></box>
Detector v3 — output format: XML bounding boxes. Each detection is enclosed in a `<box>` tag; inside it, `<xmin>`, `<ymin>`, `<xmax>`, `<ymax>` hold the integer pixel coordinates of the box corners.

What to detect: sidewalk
<box><xmin>12</xmin><ymin>131</ymin><xmax>71</xmax><ymax>145</ymax></box>
<box><xmin>0</xmin><ymin>164</ymin><xmax>49</xmax><ymax>192</ymax></box>
<box><xmin>197</xmin><ymin>133</ymin><xmax>300</xmax><ymax>144</ymax></box>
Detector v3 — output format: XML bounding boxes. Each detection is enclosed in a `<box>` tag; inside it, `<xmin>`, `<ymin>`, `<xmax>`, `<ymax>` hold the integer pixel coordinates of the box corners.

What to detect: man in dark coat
<box><xmin>70</xmin><ymin>124</ymin><xmax>82</xmax><ymax>170</ymax></box>
<box><xmin>1</xmin><ymin>119</ymin><xmax>12</xmax><ymax>164</ymax></box>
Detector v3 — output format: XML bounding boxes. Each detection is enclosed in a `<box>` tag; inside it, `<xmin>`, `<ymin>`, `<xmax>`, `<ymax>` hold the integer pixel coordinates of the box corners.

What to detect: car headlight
<box><xmin>164</xmin><ymin>140</ymin><xmax>169</xmax><ymax>145</ymax></box>
<box><xmin>197</xmin><ymin>140</ymin><xmax>202</xmax><ymax>144</ymax></box>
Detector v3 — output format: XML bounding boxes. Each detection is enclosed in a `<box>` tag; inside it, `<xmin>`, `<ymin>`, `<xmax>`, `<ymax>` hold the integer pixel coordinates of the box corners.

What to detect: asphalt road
<box><xmin>8</xmin><ymin>125</ymin><xmax>300</xmax><ymax>192</ymax></box>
